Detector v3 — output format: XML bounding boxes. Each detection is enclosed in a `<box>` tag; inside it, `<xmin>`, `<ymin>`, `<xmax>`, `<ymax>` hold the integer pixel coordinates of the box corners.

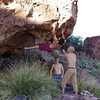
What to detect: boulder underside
<box><xmin>0</xmin><ymin>0</ymin><xmax>78</xmax><ymax>55</ymax></box>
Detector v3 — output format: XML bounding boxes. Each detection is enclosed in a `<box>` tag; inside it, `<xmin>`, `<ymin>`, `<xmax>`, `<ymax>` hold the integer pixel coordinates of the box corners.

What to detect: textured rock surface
<box><xmin>55</xmin><ymin>93</ymin><xmax>99</xmax><ymax>100</ymax></box>
<box><xmin>0</xmin><ymin>0</ymin><xmax>78</xmax><ymax>55</ymax></box>
<box><xmin>84</xmin><ymin>36</ymin><xmax>100</xmax><ymax>60</ymax></box>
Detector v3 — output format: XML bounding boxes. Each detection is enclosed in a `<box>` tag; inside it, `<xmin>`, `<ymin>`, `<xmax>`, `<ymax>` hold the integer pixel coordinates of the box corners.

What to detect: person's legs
<box><xmin>54</xmin><ymin>74</ymin><xmax>62</xmax><ymax>86</ymax></box>
<box><xmin>61</xmin><ymin>69</ymin><xmax>73</xmax><ymax>93</ymax></box>
<box><xmin>70</xmin><ymin>70</ymin><xmax>78</xmax><ymax>95</ymax></box>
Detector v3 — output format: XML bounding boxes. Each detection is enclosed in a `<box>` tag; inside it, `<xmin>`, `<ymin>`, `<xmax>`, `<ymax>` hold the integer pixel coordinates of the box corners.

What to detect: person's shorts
<box><xmin>54</xmin><ymin>74</ymin><xmax>62</xmax><ymax>83</ymax></box>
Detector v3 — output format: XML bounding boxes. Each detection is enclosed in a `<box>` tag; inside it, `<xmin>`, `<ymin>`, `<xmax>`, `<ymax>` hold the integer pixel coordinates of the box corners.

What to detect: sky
<box><xmin>73</xmin><ymin>0</ymin><xmax>100</xmax><ymax>40</ymax></box>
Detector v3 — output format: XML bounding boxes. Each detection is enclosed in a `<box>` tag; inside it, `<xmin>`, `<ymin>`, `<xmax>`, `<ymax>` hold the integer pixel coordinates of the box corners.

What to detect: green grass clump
<box><xmin>0</xmin><ymin>61</ymin><xmax>60</xmax><ymax>100</ymax></box>
<box><xmin>77</xmin><ymin>56</ymin><xmax>100</xmax><ymax>81</ymax></box>
<box><xmin>78</xmin><ymin>74</ymin><xmax>100</xmax><ymax>98</ymax></box>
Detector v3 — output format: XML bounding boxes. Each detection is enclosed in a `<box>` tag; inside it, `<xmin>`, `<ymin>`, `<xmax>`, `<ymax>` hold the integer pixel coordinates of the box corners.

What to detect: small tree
<box><xmin>66</xmin><ymin>35</ymin><xmax>84</xmax><ymax>52</ymax></box>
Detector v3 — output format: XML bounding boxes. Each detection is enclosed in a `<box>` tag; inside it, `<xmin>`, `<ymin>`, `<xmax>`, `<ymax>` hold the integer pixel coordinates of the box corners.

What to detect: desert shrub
<box><xmin>89</xmin><ymin>68</ymin><xmax>100</xmax><ymax>82</ymax></box>
<box><xmin>94</xmin><ymin>60</ymin><xmax>100</xmax><ymax>69</ymax></box>
<box><xmin>78</xmin><ymin>74</ymin><xmax>100</xmax><ymax>97</ymax></box>
<box><xmin>77</xmin><ymin>56</ymin><xmax>100</xmax><ymax>97</ymax></box>
<box><xmin>77</xmin><ymin>56</ymin><xmax>100</xmax><ymax>81</ymax></box>
<box><xmin>0</xmin><ymin>61</ymin><xmax>60</xmax><ymax>100</ymax></box>
<box><xmin>66</xmin><ymin>35</ymin><xmax>84</xmax><ymax>52</ymax></box>
<box><xmin>77</xmin><ymin>56</ymin><xmax>100</xmax><ymax>69</ymax></box>
<box><xmin>77</xmin><ymin>56</ymin><xmax>92</xmax><ymax>69</ymax></box>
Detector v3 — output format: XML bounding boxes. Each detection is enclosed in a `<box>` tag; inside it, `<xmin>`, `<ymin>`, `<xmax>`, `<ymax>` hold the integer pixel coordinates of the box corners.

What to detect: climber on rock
<box><xmin>24</xmin><ymin>25</ymin><xmax>65</xmax><ymax>52</ymax></box>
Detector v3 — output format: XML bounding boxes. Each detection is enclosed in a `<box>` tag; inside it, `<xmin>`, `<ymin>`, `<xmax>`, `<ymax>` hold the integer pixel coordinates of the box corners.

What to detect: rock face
<box><xmin>55</xmin><ymin>93</ymin><xmax>99</xmax><ymax>100</ymax></box>
<box><xmin>0</xmin><ymin>0</ymin><xmax>78</xmax><ymax>55</ymax></box>
<box><xmin>84</xmin><ymin>36</ymin><xmax>100</xmax><ymax>60</ymax></box>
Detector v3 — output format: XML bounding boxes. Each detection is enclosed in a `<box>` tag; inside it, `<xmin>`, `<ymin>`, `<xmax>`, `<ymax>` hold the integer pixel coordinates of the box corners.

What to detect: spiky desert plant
<box><xmin>0</xmin><ymin>61</ymin><xmax>60</xmax><ymax>100</ymax></box>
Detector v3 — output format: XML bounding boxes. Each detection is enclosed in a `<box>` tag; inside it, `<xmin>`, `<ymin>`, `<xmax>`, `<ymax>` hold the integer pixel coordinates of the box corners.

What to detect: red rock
<box><xmin>84</xmin><ymin>36</ymin><xmax>100</xmax><ymax>60</ymax></box>
<box><xmin>0</xmin><ymin>0</ymin><xmax>78</xmax><ymax>55</ymax></box>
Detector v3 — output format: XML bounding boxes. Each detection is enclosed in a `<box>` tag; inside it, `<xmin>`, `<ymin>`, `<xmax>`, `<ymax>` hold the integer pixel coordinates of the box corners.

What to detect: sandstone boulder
<box><xmin>84</xmin><ymin>36</ymin><xmax>100</xmax><ymax>60</ymax></box>
<box><xmin>0</xmin><ymin>0</ymin><xmax>78</xmax><ymax>55</ymax></box>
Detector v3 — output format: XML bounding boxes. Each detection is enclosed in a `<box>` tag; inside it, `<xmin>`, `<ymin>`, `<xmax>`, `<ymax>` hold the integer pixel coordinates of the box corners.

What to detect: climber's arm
<box><xmin>51</xmin><ymin>22</ymin><xmax>58</xmax><ymax>41</ymax></box>
<box><xmin>24</xmin><ymin>45</ymin><xmax>39</xmax><ymax>50</ymax></box>
<box><xmin>61</xmin><ymin>28</ymin><xmax>65</xmax><ymax>39</ymax></box>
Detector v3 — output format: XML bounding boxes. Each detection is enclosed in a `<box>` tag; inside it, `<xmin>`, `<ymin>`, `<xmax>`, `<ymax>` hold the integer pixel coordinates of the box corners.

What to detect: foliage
<box><xmin>77</xmin><ymin>56</ymin><xmax>92</xmax><ymax>69</ymax></box>
<box><xmin>94</xmin><ymin>60</ymin><xmax>100</xmax><ymax>69</ymax></box>
<box><xmin>77</xmin><ymin>56</ymin><xmax>100</xmax><ymax>97</ymax></box>
<box><xmin>0</xmin><ymin>61</ymin><xmax>60</xmax><ymax>100</ymax></box>
<box><xmin>77</xmin><ymin>56</ymin><xmax>100</xmax><ymax>69</ymax></box>
<box><xmin>78</xmin><ymin>74</ymin><xmax>100</xmax><ymax>97</ymax></box>
<box><xmin>77</xmin><ymin>56</ymin><xmax>100</xmax><ymax>81</ymax></box>
<box><xmin>66</xmin><ymin>35</ymin><xmax>84</xmax><ymax>52</ymax></box>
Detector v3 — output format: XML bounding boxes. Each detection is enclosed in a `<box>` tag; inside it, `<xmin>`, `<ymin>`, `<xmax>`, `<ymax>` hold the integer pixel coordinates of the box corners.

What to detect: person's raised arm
<box><xmin>55</xmin><ymin>49</ymin><xmax>66</xmax><ymax>57</ymax></box>
<box><xmin>61</xmin><ymin>65</ymin><xmax>64</xmax><ymax>77</ymax></box>
<box><xmin>24</xmin><ymin>46</ymin><xmax>33</xmax><ymax>50</ymax></box>
<box><xmin>52</xmin><ymin>23</ymin><xmax>58</xmax><ymax>41</ymax></box>
<box><xmin>24</xmin><ymin>45</ymin><xmax>39</xmax><ymax>50</ymax></box>
<box><xmin>50</xmin><ymin>65</ymin><xmax>54</xmax><ymax>77</ymax></box>
<box><xmin>61</xmin><ymin>28</ymin><xmax>65</xmax><ymax>39</ymax></box>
